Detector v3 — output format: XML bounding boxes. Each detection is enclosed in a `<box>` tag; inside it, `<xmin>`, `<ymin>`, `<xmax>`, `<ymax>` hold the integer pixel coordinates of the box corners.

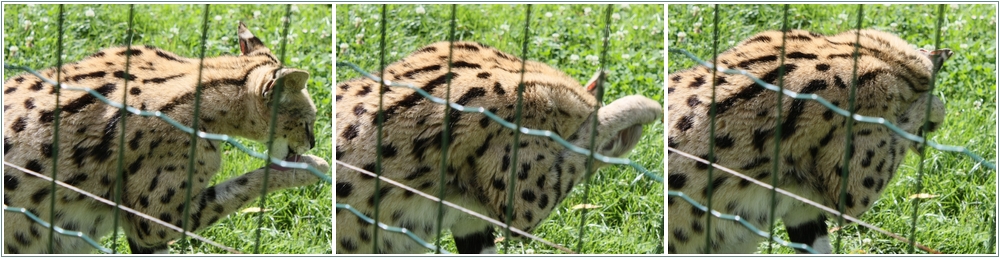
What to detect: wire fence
<box><xmin>667</xmin><ymin>4</ymin><xmax>996</xmax><ymax>254</ymax></box>
<box><xmin>334</xmin><ymin>4</ymin><xmax>664</xmax><ymax>254</ymax></box>
<box><xmin>2</xmin><ymin>4</ymin><xmax>331</xmax><ymax>254</ymax></box>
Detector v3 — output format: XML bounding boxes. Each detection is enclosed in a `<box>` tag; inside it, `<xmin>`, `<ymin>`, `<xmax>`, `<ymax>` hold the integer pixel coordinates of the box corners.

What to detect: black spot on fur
<box><xmin>70</xmin><ymin>71</ymin><xmax>107</xmax><ymax>82</ymax></box>
<box><xmin>141</xmin><ymin>74</ymin><xmax>183</xmax><ymax>84</ymax></box>
<box><xmin>668</xmin><ymin>173</ymin><xmax>687</xmax><ymax>190</ymax></box>
<box><xmin>686</xmin><ymin>95</ymin><xmax>701</xmax><ymax>107</ymax></box>
<box><xmin>737</xmin><ymin>55</ymin><xmax>778</xmax><ymax>69</ymax></box>
<box><xmin>5</xmin><ymin>174</ymin><xmax>19</xmax><ymax>190</ymax></box>
<box><xmin>787</xmin><ymin>52</ymin><xmax>818</xmax><ymax>59</ymax></box>
<box><xmin>30</xmin><ymin>187</ymin><xmax>51</xmax><ymax>204</ymax></box>
<box><xmin>689</xmin><ymin>76</ymin><xmax>705</xmax><ymax>88</ymax></box>
<box><xmin>715</xmin><ymin>135</ymin><xmax>734</xmax><ymax>149</ymax></box>
<box><xmin>11</xmin><ymin>117</ymin><xmax>26</xmax><ymax>132</ymax></box>
<box><xmin>113</xmin><ymin>71</ymin><xmax>136</xmax><ymax>81</ymax></box>
<box><xmin>342</xmin><ymin>124</ymin><xmax>359</xmax><ymax>140</ymax></box>
<box><xmin>676</xmin><ymin>115</ymin><xmax>694</xmax><ymax>132</ymax></box>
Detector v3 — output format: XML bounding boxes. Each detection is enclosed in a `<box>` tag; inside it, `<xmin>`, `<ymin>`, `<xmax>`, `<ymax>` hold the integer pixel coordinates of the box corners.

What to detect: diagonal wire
<box><xmin>335</xmin><ymin>160</ymin><xmax>577</xmax><ymax>254</ymax></box>
<box><xmin>667</xmin><ymin>148</ymin><xmax>942</xmax><ymax>254</ymax></box>
<box><xmin>336</xmin><ymin>61</ymin><xmax>662</xmax><ymax>183</ymax></box>
<box><xmin>3</xmin><ymin>161</ymin><xmax>241</xmax><ymax>254</ymax></box>
<box><xmin>667</xmin><ymin>48</ymin><xmax>996</xmax><ymax>171</ymax></box>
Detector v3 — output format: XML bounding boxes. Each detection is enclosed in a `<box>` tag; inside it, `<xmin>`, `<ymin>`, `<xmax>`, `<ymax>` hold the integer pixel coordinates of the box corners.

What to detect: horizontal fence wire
<box><xmin>2</xmin><ymin>64</ymin><xmax>331</xmax><ymax>253</ymax></box>
<box><xmin>334</xmin><ymin>60</ymin><xmax>662</xmax><ymax>253</ymax></box>
<box><xmin>667</xmin><ymin>46</ymin><xmax>994</xmax><ymax>253</ymax></box>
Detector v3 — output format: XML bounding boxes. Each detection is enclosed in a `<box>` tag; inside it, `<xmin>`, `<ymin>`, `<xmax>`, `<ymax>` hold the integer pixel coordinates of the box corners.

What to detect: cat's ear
<box><xmin>918</xmin><ymin>48</ymin><xmax>953</xmax><ymax>74</ymax></box>
<box><xmin>584</xmin><ymin>69</ymin><xmax>606</xmax><ymax>97</ymax></box>
<box><xmin>238</xmin><ymin>21</ymin><xmax>271</xmax><ymax>56</ymax></box>
<box><xmin>263</xmin><ymin>68</ymin><xmax>310</xmax><ymax>101</ymax></box>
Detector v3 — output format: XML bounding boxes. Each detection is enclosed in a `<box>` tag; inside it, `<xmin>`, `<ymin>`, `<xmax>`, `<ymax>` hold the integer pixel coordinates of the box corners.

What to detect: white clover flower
<box><xmin>23</xmin><ymin>20</ymin><xmax>31</xmax><ymax>27</ymax></box>
<box><xmin>415</xmin><ymin>6</ymin><xmax>426</xmax><ymax>14</ymax></box>
<box><xmin>253</xmin><ymin>10</ymin><xmax>261</xmax><ymax>18</ymax></box>
<box><xmin>569</xmin><ymin>54</ymin><xmax>580</xmax><ymax>62</ymax></box>
<box><xmin>291</xmin><ymin>57</ymin><xmax>300</xmax><ymax>63</ymax></box>
<box><xmin>545</xmin><ymin>12</ymin><xmax>553</xmax><ymax>18</ymax></box>
<box><xmin>633</xmin><ymin>25</ymin><xmax>638</xmax><ymax>30</ymax></box>
<box><xmin>960</xmin><ymin>43</ymin><xmax>969</xmax><ymax>48</ymax></box>
<box><xmin>170</xmin><ymin>26</ymin><xmax>179</xmax><ymax>34</ymax></box>
<box><xmin>611</xmin><ymin>13</ymin><xmax>621</xmax><ymax>20</ymax></box>
<box><xmin>291</xmin><ymin>5</ymin><xmax>299</xmax><ymax>13</ymax></box>
<box><xmin>552</xmin><ymin>33</ymin><xmax>559</xmax><ymax>38</ymax></box>
<box><xmin>838</xmin><ymin>13</ymin><xmax>848</xmax><ymax>20</ymax></box>
<box><xmin>339</xmin><ymin>43</ymin><xmax>349</xmax><ymax>49</ymax></box>
<box><xmin>371</xmin><ymin>14</ymin><xmax>379</xmax><ymax>20</ymax></box>
<box><xmin>525</xmin><ymin>249</ymin><xmax>535</xmax><ymax>254</ymax></box>
<box><xmin>621</xmin><ymin>53</ymin><xmax>630</xmax><ymax>59</ymax></box>
<box><xmin>584</xmin><ymin>7</ymin><xmax>592</xmax><ymax>15</ymax></box>
<box><xmin>355</xmin><ymin>33</ymin><xmax>363</xmax><ymax>39</ymax></box>
<box><xmin>25</xmin><ymin>36</ymin><xmax>33</xmax><ymax>42</ymax></box>
<box><xmin>728</xmin><ymin>40</ymin><xmax>736</xmax><ymax>45</ymax></box>
<box><xmin>221</xmin><ymin>36</ymin><xmax>229</xmax><ymax>42</ymax></box>
<box><xmin>9</xmin><ymin>46</ymin><xmax>18</xmax><ymax>52</ymax></box>
<box><xmin>214</xmin><ymin>15</ymin><xmax>222</xmax><ymax>21</ymax></box>
<box><xmin>354</xmin><ymin>17</ymin><xmax>362</xmax><ymax>24</ymax></box>
<box><xmin>40</xmin><ymin>17</ymin><xmax>48</xmax><ymax>23</ymax></box>
<box><xmin>890</xmin><ymin>23</ymin><xmax>898</xmax><ymax>28</ymax></box>
<box><xmin>85</xmin><ymin>8</ymin><xmax>95</xmax><ymax>17</ymax></box>
<box><xmin>677</xmin><ymin>31</ymin><xmax>687</xmax><ymax>38</ymax></box>
<box><xmin>585</xmin><ymin>54</ymin><xmax>599</xmax><ymax>65</ymax></box>
<box><xmin>390</xmin><ymin>51</ymin><xmax>398</xmax><ymax>56</ymax></box>
<box><xmin>862</xmin><ymin>238</ymin><xmax>872</xmax><ymax>244</ymax></box>
<box><xmin>693</xmin><ymin>22</ymin><xmax>702</xmax><ymax>28</ymax></box>
<box><xmin>500</xmin><ymin>23</ymin><xmax>510</xmax><ymax>31</ymax></box>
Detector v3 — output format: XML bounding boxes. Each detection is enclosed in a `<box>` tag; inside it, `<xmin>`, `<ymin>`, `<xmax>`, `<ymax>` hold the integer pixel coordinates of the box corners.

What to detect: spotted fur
<box><xmin>2</xmin><ymin>22</ymin><xmax>330</xmax><ymax>254</ymax></box>
<box><xmin>667</xmin><ymin>29</ymin><xmax>949</xmax><ymax>253</ymax></box>
<box><xmin>335</xmin><ymin>41</ymin><xmax>663</xmax><ymax>253</ymax></box>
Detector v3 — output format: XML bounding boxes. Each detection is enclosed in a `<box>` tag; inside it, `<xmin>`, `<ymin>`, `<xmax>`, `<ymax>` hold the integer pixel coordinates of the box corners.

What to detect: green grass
<box><xmin>3</xmin><ymin>4</ymin><xmax>333</xmax><ymax>254</ymax></box>
<box><xmin>668</xmin><ymin>4</ymin><xmax>996</xmax><ymax>254</ymax></box>
<box><xmin>335</xmin><ymin>4</ymin><xmax>664</xmax><ymax>254</ymax></box>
